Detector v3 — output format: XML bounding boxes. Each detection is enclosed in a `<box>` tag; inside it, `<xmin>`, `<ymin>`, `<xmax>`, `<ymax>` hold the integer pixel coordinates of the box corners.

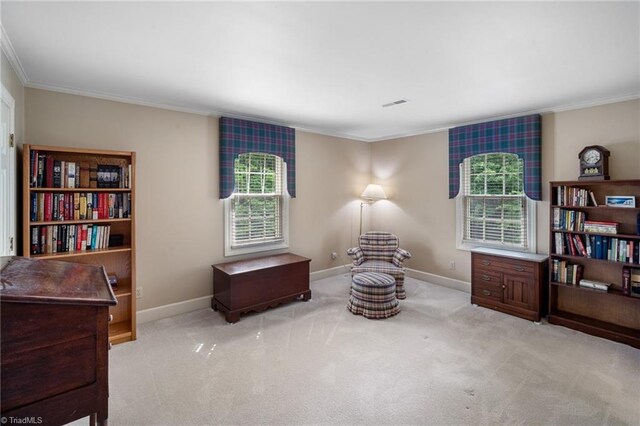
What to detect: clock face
<box><xmin>583</xmin><ymin>149</ymin><xmax>601</xmax><ymax>165</ymax></box>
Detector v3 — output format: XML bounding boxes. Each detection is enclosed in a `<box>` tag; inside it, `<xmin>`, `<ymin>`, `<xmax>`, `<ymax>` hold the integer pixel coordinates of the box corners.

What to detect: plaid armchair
<box><xmin>347</xmin><ymin>231</ymin><xmax>412</xmax><ymax>299</ymax></box>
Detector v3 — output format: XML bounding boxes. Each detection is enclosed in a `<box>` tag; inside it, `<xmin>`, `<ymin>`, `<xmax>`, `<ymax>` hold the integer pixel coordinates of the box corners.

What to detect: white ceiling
<box><xmin>2</xmin><ymin>1</ymin><xmax>639</xmax><ymax>142</ymax></box>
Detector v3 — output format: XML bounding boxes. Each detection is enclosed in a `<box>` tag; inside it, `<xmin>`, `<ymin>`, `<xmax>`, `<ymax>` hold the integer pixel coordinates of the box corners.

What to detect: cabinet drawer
<box><xmin>472</xmin><ymin>280</ymin><xmax>502</xmax><ymax>302</ymax></box>
<box><xmin>473</xmin><ymin>270</ymin><xmax>502</xmax><ymax>287</ymax></box>
<box><xmin>474</xmin><ymin>254</ymin><xmax>534</xmax><ymax>275</ymax></box>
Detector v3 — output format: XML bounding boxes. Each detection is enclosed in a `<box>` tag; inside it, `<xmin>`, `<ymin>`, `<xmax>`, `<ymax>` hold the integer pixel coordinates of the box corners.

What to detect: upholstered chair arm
<box><xmin>346</xmin><ymin>247</ymin><xmax>365</xmax><ymax>266</ymax></box>
<box><xmin>392</xmin><ymin>248</ymin><xmax>412</xmax><ymax>267</ymax></box>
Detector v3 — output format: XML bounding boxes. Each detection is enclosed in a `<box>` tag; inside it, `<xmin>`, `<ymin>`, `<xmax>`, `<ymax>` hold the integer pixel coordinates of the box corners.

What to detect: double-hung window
<box><xmin>457</xmin><ymin>153</ymin><xmax>535</xmax><ymax>252</ymax></box>
<box><xmin>224</xmin><ymin>152</ymin><xmax>289</xmax><ymax>256</ymax></box>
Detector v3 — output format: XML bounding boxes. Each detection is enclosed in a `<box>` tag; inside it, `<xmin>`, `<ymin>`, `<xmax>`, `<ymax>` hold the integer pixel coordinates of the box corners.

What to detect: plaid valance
<box><xmin>219</xmin><ymin>117</ymin><xmax>296</xmax><ymax>199</ymax></box>
<box><xmin>448</xmin><ymin>114</ymin><xmax>542</xmax><ymax>200</ymax></box>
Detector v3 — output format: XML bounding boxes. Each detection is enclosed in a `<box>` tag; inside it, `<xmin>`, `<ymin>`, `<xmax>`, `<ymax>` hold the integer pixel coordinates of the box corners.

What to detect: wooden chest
<box><xmin>211</xmin><ymin>253</ymin><xmax>311</xmax><ymax>323</ymax></box>
<box><xmin>0</xmin><ymin>258</ymin><xmax>117</xmax><ymax>426</ymax></box>
<box><xmin>471</xmin><ymin>248</ymin><xmax>548</xmax><ymax>322</ymax></box>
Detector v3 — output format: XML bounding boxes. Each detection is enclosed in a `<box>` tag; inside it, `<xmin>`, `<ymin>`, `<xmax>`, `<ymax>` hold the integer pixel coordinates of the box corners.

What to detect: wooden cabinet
<box><xmin>471</xmin><ymin>248</ymin><xmax>548</xmax><ymax>322</ymax></box>
<box><xmin>1</xmin><ymin>258</ymin><xmax>117</xmax><ymax>426</ymax></box>
<box><xmin>548</xmin><ymin>180</ymin><xmax>640</xmax><ymax>348</ymax></box>
<box><xmin>22</xmin><ymin>144</ymin><xmax>136</xmax><ymax>344</ymax></box>
<box><xmin>212</xmin><ymin>253</ymin><xmax>311</xmax><ymax>323</ymax></box>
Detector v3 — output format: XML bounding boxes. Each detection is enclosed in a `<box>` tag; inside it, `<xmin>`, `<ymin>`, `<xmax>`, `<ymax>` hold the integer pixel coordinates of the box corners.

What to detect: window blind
<box><xmin>462</xmin><ymin>153</ymin><xmax>528</xmax><ymax>247</ymax></box>
<box><xmin>230</xmin><ymin>153</ymin><xmax>284</xmax><ymax>248</ymax></box>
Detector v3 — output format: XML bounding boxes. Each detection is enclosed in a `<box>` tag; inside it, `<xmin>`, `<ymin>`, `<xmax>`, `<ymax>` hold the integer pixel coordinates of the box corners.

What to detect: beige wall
<box><xmin>371</xmin><ymin>99</ymin><xmax>640</xmax><ymax>283</ymax></box>
<box><xmin>24</xmin><ymin>88</ymin><xmax>370</xmax><ymax>310</ymax></box>
<box><xmin>20</xmin><ymin>85</ymin><xmax>640</xmax><ymax>307</ymax></box>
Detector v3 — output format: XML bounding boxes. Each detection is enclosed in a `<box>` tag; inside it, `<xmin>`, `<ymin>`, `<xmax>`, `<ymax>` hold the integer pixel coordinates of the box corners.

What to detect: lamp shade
<box><xmin>361</xmin><ymin>184</ymin><xmax>387</xmax><ymax>201</ymax></box>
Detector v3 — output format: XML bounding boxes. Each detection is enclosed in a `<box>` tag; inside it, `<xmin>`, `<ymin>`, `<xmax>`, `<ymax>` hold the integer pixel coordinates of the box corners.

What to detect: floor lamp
<box><xmin>359</xmin><ymin>184</ymin><xmax>387</xmax><ymax>235</ymax></box>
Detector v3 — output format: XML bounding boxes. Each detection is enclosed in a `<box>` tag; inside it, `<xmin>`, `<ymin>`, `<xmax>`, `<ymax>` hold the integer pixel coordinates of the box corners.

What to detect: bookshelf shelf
<box><xmin>29</xmin><ymin>245</ymin><xmax>133</xmax><ymax>260</ymax></box>
<box><xmin>548</xmin><ymin>310</ymin><xmax>640</xmax><ymax>348</ymax></box>
<box><xmin>549</xmin><ymin>180</ymin><xmax>640</xmax><ymax>349</ymax></box>
<box><xmin>22</xmin><ymin>144</ymin><xmax>136</xmax><ymax>345</ymax></box>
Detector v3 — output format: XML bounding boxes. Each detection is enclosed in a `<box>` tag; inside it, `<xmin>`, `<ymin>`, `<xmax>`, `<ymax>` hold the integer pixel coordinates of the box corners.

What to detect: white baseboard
<box><xmin>405</xmin><ymin>268</ymin><xmax>471</xmax><ymax>293</ymax></box>
<box><xmin>136</xmin><ymin>266</ymin><xmax>470</xmax><ymax>324</ymax></box>
<box><xmin>310</xmin><ymin>264</ymin><xmax>350</xmax><ymax>281</ymax></box>
<box><xmin>137</xmin><ymin>295</ymin><xmax>211</xmax><ymax>324</ymax></box>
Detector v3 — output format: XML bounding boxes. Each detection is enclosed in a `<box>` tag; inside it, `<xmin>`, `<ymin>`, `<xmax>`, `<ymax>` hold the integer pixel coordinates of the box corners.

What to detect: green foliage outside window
<box><xmin>465</xmin><ymin>153</ymin><xmax>527</xmax><ymax>246</ymax></box>
<box><xmin>231</xmin><ymin>153</ymin><xmax>283</xmax><ymax>246</ymax></box>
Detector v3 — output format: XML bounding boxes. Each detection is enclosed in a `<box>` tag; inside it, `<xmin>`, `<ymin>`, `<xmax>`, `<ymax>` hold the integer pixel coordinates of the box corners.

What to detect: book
<box><xmin>622</xmin><ymin>266</ymin><xmax>631</xmax><ymax>295</ymax></box>
<box><xmin>67</xmin><ymin>162</ymin><xmax>76</xmax><ymax>188</ymax></box>
<box><xmin>53</xmin><ymin>160</ymin><xmax>62</xmax><ymax>187</ymax></box>
<box><xmin>579</xmin><ymin>279</ymin><xmax>610</xmax><ymax>291</ymax></box>
<box><xmin>37</xmin><ymin>153</ymin><xmax>45</xmax><ymax>187</ymax></box>
<box><xmin>31</xmin><ymin>227</ymin><xmax>39</xmax><ymax>254</ymax></box>
<box><xmin>589</xmin><ymin>191</ymin><xmax>598</xmax><ymax>206</ymax></box>
<box><xmin>29</xmin><ymin>149</ymin><xmax>37</xmax><ymax>187</ymax></box>
<box><xmin>79</xmin><ymin>193</ymin><xmax>87</xmax><ymax>220</ymax></box>
<box><xmin>573</xmin><ymin>234</ymin><xmax>587</xmax><ymax>257</ymax></box>
<box><xmin>80</xmin><ymin>161</ymin><xmax>90</xmax><ymax>188</ymax></box>
<box><xmin>44</xmin><ymin>156</ymin><xmax>54</xmax><ymax>187</ymax></box>
<box><xmin>90</xmin><ymin>160</ymin><xmax>98</xmax><ymax>188</ymax></box>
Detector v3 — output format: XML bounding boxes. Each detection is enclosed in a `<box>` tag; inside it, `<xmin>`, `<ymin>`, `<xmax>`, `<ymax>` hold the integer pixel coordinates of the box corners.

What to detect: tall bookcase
<box><xmin>548</xmin><ymin>180</ymin><xmax>640</xmax><ymax>348</ymax></box>
<box><xmin>22</xmin><ymin>144</ymin><xmax>136</xmax><ymax>344</ymax></box>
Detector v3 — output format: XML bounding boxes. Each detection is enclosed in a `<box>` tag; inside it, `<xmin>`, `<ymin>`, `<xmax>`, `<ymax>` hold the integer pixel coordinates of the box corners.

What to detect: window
<box><xmin>457</xmin><ymin>153</ymin><xmax>535</xmax><ymax>252</ymax></box>
<box><xmin>224</xmin><ymin>153</ymin><xmax>289</xmax><ymax>256</ymax></box>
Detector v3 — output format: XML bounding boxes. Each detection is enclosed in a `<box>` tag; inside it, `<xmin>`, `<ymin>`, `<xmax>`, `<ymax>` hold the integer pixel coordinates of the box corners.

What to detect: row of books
<box><xmin>29</xmin><ymin>150</ymin><xmax>131</xmax><ymax>189</ymax></box>
<box><xmin>552</xmin><ymin>208</ymin><xmax>619</xmax><ymax>234</ymax></box>
<box><xmin>551</xmin><ymin>259</ymin><xmax>583</xmax><ymax>284</ymax></box>
<box><xmin>31</xmin><ymin>224</ymin><xmax>113</xmax><ymax>255</ymax></box>
<box><xmin>30</xmin><ymin>192</ymin><xmax>131</xmax><ymax>222</ymax></box>
<box><xmin>552</xmin><ymin>208</ymin><xmax>586</xmax><ymax>232</ymax></box>
<box><xmin>555</xmin><ymin>186</ymin><xmax>597</xmax><ymax>207</ymax></box>
<box><xmin>553</xmin><ymin>232</ymin><xmax>640</xmax><ymax>263</ymax></box>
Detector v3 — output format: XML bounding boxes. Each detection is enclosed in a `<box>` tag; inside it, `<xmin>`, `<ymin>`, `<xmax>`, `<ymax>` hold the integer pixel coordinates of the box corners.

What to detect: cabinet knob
<box><xmin>481</xmin><ymin>260</ymin><xmax>491</xmax><ymax>266</ymax></box>
<box><xmin>502</xmin><ymin>285</ymin><xmax>506</xmax><ymax>289</ymax></box>
<box><xmin>482</xmin><ymin>290</ymin><xmax>491</xmax><ymax>296</ymax></box>
<box><xmin>108</xmin><ymin>314</ymin><xmax>113</xmax><ymax>323</ymax></box>
<box><xmin>482</xmin><ymin>275</ymin><xmax>491</xmax><ymax>281</ymax></box>
<box><xmin>513</xmin><ymin>266</ymin><xmax>525</xmax><ymax>272</ymax></box>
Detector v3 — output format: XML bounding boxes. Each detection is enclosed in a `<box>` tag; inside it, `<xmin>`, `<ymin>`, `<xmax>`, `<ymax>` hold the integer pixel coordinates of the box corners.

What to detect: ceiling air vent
<box><xmin>382</xmin><ymin>99</ymin><xmax>408</xmax><ymax>108</ymax></box>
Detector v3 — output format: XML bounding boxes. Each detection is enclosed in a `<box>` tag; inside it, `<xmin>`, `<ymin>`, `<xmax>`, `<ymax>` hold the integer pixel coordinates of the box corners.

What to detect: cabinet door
<box><xmin>502</xmin><ymin>274</ymin><xmax>535</xmax><ymax>310</ymax></box>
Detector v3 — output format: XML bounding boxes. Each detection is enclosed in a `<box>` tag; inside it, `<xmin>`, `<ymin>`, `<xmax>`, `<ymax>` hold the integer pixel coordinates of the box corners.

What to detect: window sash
<box><xmin>460</xmin><ymin>153</ymin><xmax>530</xmax><ymax>250</ymax></box>
<box><xmin>231</xmin><ymin>194</ymin><xmax>283</xmax><ymax>248</ymax></box>
<box><xmin>464</xmin><ymin>195</ymin><xmax>527</xmax><ymax>247</ymax></box>
<box><xmin>227</xmin><ymin>153</ymin><xmax>287</xmax><ymax>251</ymax></box>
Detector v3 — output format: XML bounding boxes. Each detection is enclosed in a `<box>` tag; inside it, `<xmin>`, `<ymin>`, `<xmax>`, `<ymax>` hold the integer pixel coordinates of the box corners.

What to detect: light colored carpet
<box><xmin>87</xmin><ymin>275</ymin><xmax>640</xmax><ymax>425</ymax></box>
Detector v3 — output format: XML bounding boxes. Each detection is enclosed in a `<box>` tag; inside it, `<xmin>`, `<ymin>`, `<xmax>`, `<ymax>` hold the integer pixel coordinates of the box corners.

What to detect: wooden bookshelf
<box><xmin>22</xmin><ymin>144</ymin><xmax>137</xmax><ymax>344</ymax></box>
<box><xmin>549</xmin><ymin>180</ymin><xmax>640</xmax><ymax>348</ymax></box>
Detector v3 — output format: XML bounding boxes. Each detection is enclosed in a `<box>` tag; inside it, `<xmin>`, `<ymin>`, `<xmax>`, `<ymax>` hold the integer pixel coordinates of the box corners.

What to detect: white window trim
<box><xmin>1</xmin><ymin>84</ymin><xmax>16</xmax><ymax>257</ymax></box>
<box><xmin>455</xmin><ymin>156</ymin><xmax>537</xmax><ymax>254</ymax></box>
<box><xmin>223</xmin><ymin>157</ymin><xmax>289</xmax><ymax>257</ymax></box>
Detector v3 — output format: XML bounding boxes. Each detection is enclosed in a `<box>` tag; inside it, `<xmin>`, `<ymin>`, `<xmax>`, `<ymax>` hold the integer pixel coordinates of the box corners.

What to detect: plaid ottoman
<box><xmin>347</xmin><ymin>272</ymin><xmax>400</xmax><ymax>319</ymax></box>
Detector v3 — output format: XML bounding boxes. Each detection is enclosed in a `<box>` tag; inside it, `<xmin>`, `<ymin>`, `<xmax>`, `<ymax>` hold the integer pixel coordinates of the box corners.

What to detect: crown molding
<box><xmin>26</xmin><ymin>80</ymin><xmax>213</xmax><ymax>117</ymax></box>
<box><xmin>0</xmin><ymin>24</ymin><xmax>28</xmax><ymax>85</ymax></box>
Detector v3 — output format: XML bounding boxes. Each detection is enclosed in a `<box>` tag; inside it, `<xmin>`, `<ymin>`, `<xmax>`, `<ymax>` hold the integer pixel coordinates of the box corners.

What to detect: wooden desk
<box><xmin>1</xmin><ymin>258</ymin><xmax>117</xmax><ymax>426</ymax></box>
<box><xmin>212</xmin><ymin>253</ymin><xmax>311</xmax><ymax>323</ymax></box>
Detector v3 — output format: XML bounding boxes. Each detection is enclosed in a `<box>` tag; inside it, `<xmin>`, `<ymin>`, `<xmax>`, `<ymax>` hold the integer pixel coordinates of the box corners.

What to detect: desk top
<box><xmin>1</xmin><ymin>258</ymin><xmax>117</xmax><ymax>306</ymax></box>
<box><xmin>212</xmin><ymin>253</ymin><xmax>310</xmax><ymax>275</ymax></box>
